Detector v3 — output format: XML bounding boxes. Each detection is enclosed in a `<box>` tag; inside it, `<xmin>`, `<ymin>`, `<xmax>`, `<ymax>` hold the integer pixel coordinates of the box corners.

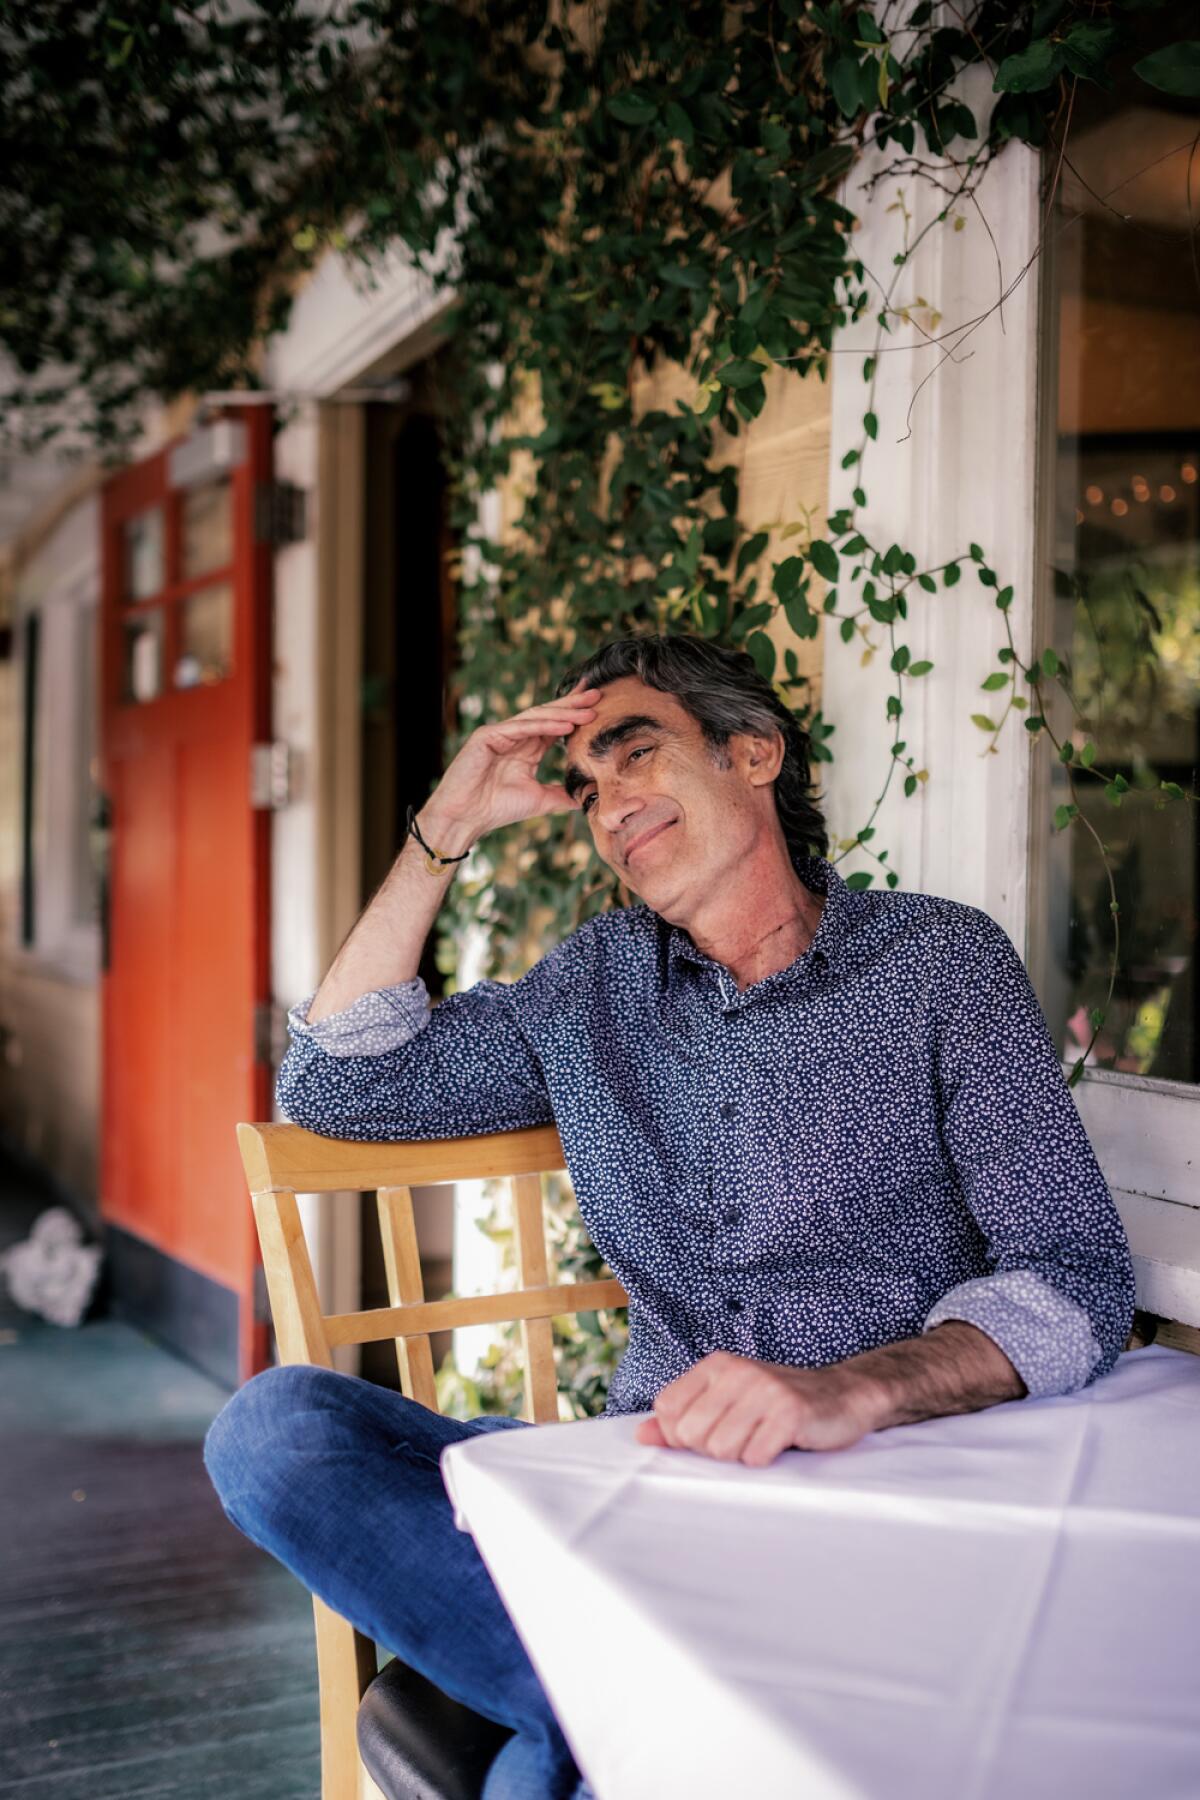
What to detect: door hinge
<box><xmin>250</xmin><ymin>741</ymin><xmax>293</xmax><ymax>810</ymax></box>
<box><xmin>255</xmin><ymin>480</ymin><xmax>307</xmax><ymax>546</ymax></box>
<box><xmin>254</xmin><ymin>999</ymin><xmax>290</xmax><ymax>1069</ymax></box>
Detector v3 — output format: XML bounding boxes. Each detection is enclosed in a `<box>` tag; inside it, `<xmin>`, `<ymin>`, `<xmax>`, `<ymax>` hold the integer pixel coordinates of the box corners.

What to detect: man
<box><xmin>206</xmin><ymin>633</ymin><xmax>1135</xmax><ymax>1799</ymax></box>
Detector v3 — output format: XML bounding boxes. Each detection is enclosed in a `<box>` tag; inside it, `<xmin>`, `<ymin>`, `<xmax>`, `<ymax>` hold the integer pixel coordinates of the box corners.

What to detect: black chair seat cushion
<box><xmin>357</xmin><ymin>1656</ymin><xmax>515</xmax><ymax>1800</ymax></box>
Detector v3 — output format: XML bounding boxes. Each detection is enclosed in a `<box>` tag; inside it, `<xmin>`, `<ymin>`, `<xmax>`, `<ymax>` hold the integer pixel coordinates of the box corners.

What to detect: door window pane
<box><xmin>181</xmin><ymin>479</ymin><xmax>233</xmax><ymax>582</ymax></box>
<box><xmin>174</xmin><ymin>581</ymin><xmax>232</xmax><ymax>688</ymax></box>
<box><xmin>123</xmin><ymin>610</ymin><xmax>164</xmax><ymax>704</ymax></box>
<box><xmin>123</xmin><ymin>508</ymin><xmax>164</xmax><ymax>602</ymax></box>
<box><xmin>1038</xmin><ymin>46</ymin><xmax>1200</xmax><ymax>1084</ymax></box>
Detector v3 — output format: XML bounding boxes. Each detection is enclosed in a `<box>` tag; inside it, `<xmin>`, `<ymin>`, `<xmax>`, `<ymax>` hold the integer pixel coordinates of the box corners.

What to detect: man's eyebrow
<box><xmin>562</xmin><ymin>715</ymin><xmax>674</xmax><ymax>802</ymax></box>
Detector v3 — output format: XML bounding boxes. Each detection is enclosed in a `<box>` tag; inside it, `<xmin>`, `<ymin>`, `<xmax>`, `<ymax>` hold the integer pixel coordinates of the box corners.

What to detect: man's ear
<box><xmin>733</xmin><ymin>728</ymin><xmax>786</xmax><ymax>787</ymax></box>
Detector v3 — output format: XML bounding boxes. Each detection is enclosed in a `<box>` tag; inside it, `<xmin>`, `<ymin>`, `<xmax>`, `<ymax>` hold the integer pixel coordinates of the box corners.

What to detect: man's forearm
<box><xmin>305</xmin><ymin>800</ymin><xmax>476</xmax><ymax>1024</ymax></box>
<box><xmin>848</xmin><ymin>1320</ymin><xmax>1026</xmax><ymax>1433</ymax></box>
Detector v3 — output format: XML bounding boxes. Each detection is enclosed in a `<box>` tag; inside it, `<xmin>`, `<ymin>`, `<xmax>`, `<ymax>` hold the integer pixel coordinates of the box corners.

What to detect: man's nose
<box><xmin>596</xmin><ymin>790</ymin><xmax>645</xmax><ymax>836</ymax></box>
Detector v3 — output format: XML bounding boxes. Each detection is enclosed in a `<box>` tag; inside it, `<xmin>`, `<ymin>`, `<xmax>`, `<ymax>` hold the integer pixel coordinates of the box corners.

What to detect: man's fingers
<box><xmin>739</xmin><ymin>1419</ymin><xmax>795</xmax><ymax>1468</ymax></box>
<box><xmin>535</xmin><ymin>783</ymin><xmax>576</xmax><ymax>815</ymax></box>
<box><xmin>634</xmin><ymin>1416</ymin><xmax>668</xmax><ymax>1446</ymax></box>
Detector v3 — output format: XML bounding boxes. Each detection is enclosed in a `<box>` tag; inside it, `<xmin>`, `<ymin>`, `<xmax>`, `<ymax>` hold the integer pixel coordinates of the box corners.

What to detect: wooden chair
<box><xmin>236</xmin><ymin>1120</ymin><xmax>630</xmax><ymax>1800</ymax></box>
<box><xmin>238</xmin><ymin>1119</ymin><xmax>1200</xmax><ymax>1800</ymax></box>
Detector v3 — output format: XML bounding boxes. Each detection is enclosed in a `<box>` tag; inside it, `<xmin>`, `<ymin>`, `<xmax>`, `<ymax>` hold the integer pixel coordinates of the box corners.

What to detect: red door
<box><xmin>100</xmin><ymin>408</ymin><xmax>272</xmax><ymax>1383</ymax></box>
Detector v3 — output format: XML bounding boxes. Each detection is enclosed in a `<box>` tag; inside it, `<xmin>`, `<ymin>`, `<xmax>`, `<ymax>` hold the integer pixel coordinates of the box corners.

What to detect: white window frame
<box><xmin>825</xmin><ymin>68</ymin><xmax>1199</xmax><ymax>1325</ymax></box>
<box><xmin>14</xmin><ymin>494</ymin><xmax>101</xmax><ymax>984</ymax></box>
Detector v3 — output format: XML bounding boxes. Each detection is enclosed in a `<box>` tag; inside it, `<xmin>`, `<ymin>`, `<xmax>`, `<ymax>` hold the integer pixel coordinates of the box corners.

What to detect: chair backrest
<box><xmin>237</xmin><ymin>1120</ymin><xmax>629</xmax><ymax>1423</ymax></box>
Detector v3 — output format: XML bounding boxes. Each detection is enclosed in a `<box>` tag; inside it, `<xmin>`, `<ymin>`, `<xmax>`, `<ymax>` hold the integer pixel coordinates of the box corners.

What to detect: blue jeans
<box><xmin>203</xmin><ymin>1365</ymin><xmax>588</xmax><ymax>1800</ymax></box>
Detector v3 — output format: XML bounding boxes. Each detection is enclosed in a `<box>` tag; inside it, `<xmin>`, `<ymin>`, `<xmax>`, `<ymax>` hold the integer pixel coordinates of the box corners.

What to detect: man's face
<box><xmin>561</xmin><ymin>675</ymin><xmax>778</xmax><ymax>912</ymax></box>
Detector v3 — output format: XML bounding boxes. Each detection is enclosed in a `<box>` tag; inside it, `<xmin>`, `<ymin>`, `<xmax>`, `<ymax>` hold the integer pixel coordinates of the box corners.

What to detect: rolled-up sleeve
<box><xmin>276</xmin><ymin>975</ymin><xmax>555</xmax><ymax>1142</ymax></box>
<box><xmin>923</xmin><ymin>908</ymin><xmax>1135</xmax><ymax>1398</ymax></box>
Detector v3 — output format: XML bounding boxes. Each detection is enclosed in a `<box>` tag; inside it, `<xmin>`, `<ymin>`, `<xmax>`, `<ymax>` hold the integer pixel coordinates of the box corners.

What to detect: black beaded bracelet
<box><xmin>406</xmin><ymin>804</ymin><xmax>472</xmax><ymax>872</ymax></box>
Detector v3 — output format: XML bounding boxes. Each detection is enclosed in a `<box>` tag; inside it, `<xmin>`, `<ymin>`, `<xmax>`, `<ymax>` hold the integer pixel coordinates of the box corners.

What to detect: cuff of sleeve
<box><xmin>922</xmin><ymin>1269</ymin><xmax>1102</xmax><ymax>1400</ymax></box>
<box><xmin>286</xmin><ymin>980</ymin><xmax>432</xmax><ymax>1058</ymax></box>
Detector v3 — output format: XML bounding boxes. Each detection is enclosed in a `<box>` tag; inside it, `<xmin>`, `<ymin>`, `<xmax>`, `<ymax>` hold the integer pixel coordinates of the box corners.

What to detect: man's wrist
<box><xmin>838</xmin><ymin>1322</ymin><xmax>1025</xmax><ymax>1435</ymax></box>
<box><xmin>411</xmin><ymin>800</ymin><xmax>480</xmax><ymax>864</ymax></box>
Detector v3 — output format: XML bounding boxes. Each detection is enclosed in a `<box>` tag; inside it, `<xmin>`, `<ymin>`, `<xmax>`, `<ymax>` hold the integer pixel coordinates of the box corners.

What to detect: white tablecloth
<box><xmin>441</xmin><ymin>1344</ymin><xmax>1200</xmax><ymax>1800</ymax></box>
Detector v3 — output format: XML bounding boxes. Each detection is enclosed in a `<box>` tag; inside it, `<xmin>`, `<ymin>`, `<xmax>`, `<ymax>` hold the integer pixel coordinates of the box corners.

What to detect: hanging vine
<box><xmin>4</xmin><ymin>1</ymin><xmax>1198</xmax><ymax>1408</ymax></box>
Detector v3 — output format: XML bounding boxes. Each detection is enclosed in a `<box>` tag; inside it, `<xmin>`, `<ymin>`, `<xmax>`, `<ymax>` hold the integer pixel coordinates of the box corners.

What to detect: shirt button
<box><xmin>722</xmin><ymin>1207</ymin><xmax>741</xmax><ymax>1227</ymax></box>
<box><xmin>719</xmin><ymin>1101</ymin><xmax>737</xmax><ymax>1120</ymax></box>
<box><xmin>726</xmin><ymin>1296</ymin><xmax>743</xmax><ymax>1314</ymax></box>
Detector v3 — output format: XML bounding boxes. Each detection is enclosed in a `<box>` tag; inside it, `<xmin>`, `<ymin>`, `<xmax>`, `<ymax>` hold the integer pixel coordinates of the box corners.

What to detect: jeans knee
<box><xmin>203</xmin><ymin>1363</ymin><xmax>339</xmax><ymax>1528</ymax></box>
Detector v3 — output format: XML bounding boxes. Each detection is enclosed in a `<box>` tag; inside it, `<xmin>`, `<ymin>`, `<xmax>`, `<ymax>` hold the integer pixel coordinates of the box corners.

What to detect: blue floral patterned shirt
<box><xmin>278</xmin><ymin>854</ymin><xmax>1135</xmax><ymax>1416</ymax></box>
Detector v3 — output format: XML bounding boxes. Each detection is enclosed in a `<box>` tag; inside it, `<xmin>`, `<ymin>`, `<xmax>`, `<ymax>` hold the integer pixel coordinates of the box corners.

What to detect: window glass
<box><xmin>123</xmin><ymin>507</ymin><xmax>165</xmax><ymax>602</ymax></box>
<box><xmin>180</xmin><ymin>478</ymin><xmax>233</xmax><ymax>582</ymax></box>
<box><xmin>123</xmin><ymin>610</ymin><xmax>164</xmax><ymax>704</ymax></box>
<box><xmin>175</xmin><ymin>581</ymin><xmax>232</xmax><ymax>688</ymax></box>
<box><xmin>1038</xmin><ymin>51</ymin><xmax>1200</xmax><ymax>1084</ymax></box>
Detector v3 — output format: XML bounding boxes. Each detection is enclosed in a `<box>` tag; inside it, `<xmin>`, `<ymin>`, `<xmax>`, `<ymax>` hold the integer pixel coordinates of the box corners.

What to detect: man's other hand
<box><xmin>633</xmin><ymin>1351</ymin><xmax>885</xmax><ymax>1466</ymax></box>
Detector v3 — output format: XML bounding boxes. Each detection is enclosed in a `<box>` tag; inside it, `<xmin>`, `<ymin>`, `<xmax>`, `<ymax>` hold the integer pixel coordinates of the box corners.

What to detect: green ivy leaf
<box><xmin>1161</xmin><ymin>779</ymin><xmax>1185</xmax><ymax>800</ymax></box>
<box><xmin>783</xmin><ymin>592</ymin><xmax>818</xmax><ymax>639</ymax></box>
<box><xmin>1133</xmin><ymin>42</ymin><xmax>1200</xmax><ymax>100</ymax></box>
<box><xmin>980</xmin><ymin>671</ymin><xmax>1008</xmax><ymax>691</ymax></box>
<box><xmin>1025</xmin><ymin>715</ymin><xmax>1045</xmax><ymax>734</ymax></box>
<box><xmin>943</xmin><ymin>563</ymin><xmax>961</xmax><ymax>586</ymax></box>
<box><xmin>863</xmin><ymin>411</ymin><xmax>878</xmax><ymax>439</ymax></box>
<box><xmin>917</xmin><ymin>573</ymin><xmax>936</xmax><ymax>592</ymax></box>
<box><xmin>736</xmin><ymin>532</ymin><xmax>770</xmax><ymax>578</ymax></box>
<box><xmin>808</xmin><ymin>539</ymin><xmax>840</xmax><ymax>583</ymax></box>
<box><xmin>891</xmin><ymin>645</ymin><xmax>910</xmax><ymax>672</ymax></box>
<box><xmin>746</xmin><ymin>630</ymin><xmax>776</xmax><ymax>680</ymax></box>
<box><xmin>971</xmin><ymin>714</ymin><xmax>996</xmax><ymax>732</ymax></box>
<box><xmin>828</xmin><ymin>55</ymin><xmax>866</xmax><ymax>117</ymax></box>
<box><xmin>1080</xmin><ymin>742</ymin><xmax>1097</xmax><ymax>768</ymax></box>
<box><xmin>994</xmin><ymin>37</ymin><xmax>1065</xmax><ymax>94</ymax></box>
<box><xmin>1054</xmin><ymin>803</ymin><xmax>1079</xmax><ymax>830</ymax></box>
<box><xmin>662</xmin><ymin>100</ymin><xmax>695</xmax><ymax>144</ymax></box>
<box><xmin>608</xmin><ymin>90</ymin><xmax>659</xmax><ymax>125</ymax></box>
<box><xmin>845</xmin><ymin>870</ymin><xmax>874</xmax><ymax>890</ymax></box>
<box><xmin>908</xmin><ymin>659</ymin><xmax>933</xmax><ymax>677</ymax></box>
<box><xmin>717</xmin><ymin>358</ymin><xmax>767</xmax><ymax>389</ymax></box>
<box><xmin>1041</xmin><ymin>647</ymin><xmax>1060</xmax><ymax>677</ymax></box>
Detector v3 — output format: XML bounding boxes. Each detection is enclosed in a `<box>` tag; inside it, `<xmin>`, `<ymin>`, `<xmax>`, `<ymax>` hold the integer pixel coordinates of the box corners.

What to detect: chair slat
<box><xmin>322</xmin><ymin>1277</ymin><xmax>628</xmax><ymax>1348</ymax></box>
<box><xmin>251</xmin><ymin>1187</ymin><xmax>334</xmax><ymax>1369</ymax></box>
<box><xmin>377</xmin><ymin>1187</ymin><xmax>440</xmax><ymax>1412</ymax></box>
<box><xmin>313</xmin><ymin>1595</ymin><xmax>378</xmax><ymax>1800</ymax></box>
<box><xmin>511</xmin><ymin>1172</ymin><xmax>560</xmax><ymax>1424</ymax></box>
<box><xmin>238</xmin><ymin>1120</ymin><xmax>565</xmax><ymax>1194</ymax></box>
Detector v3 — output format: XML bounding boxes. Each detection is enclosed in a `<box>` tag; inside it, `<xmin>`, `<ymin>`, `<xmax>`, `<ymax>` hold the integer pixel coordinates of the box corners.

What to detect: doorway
<box><xmin>358</xmin><ymin>358</ymin><xmax>459</xmax><ymax>1385</ymax></box>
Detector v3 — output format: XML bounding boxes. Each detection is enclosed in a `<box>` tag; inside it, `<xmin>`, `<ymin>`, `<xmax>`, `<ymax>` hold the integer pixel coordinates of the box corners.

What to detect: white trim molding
<box><xmin>1071</xmin><ymin>1067</ymin><xmax>1200</xmax><ymax>1327</ymax></box>
<box><xmin>825</xmin><ymin>70</ymin><xmax>1043</xmax><ymax>952</ymax></box>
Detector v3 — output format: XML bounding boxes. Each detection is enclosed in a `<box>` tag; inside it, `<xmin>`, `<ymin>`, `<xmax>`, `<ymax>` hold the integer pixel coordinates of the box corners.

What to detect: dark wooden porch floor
<box><xmin>0</xmin><ymin>1162</ymin><xmax>321</xmax><ymax>1799</ymax></box>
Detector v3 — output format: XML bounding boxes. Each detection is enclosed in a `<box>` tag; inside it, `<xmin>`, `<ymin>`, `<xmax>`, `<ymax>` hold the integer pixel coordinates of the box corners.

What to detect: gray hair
<box><xmin>555</xmin><ymin>633</ymin><xmax>828</xmax><ymax>860</ymax></box>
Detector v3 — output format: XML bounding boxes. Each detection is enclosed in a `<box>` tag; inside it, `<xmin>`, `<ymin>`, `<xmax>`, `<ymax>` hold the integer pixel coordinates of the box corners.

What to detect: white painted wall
<box><xmin>824</xmin><ymin>72</ymin><xmax>1043</xmax><ymax>951</ymax></box>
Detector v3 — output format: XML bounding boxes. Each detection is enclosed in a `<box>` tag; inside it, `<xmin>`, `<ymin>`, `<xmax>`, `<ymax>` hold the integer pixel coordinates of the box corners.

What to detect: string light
<box><xmin>1076</xmin><ymin>459</ymin><xmax>1197</xmax><ymax>513</ymax></box>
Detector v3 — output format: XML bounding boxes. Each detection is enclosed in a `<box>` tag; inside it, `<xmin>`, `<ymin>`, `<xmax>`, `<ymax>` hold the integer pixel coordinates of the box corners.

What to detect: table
<box><xmin>441</xmin><ymin>1344</ymin><xmax>1200</xmax><ymax>1800</ymax></box>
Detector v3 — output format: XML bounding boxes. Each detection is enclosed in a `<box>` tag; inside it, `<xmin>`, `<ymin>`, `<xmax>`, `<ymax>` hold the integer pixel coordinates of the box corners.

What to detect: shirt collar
<box><xmin>660</xmin><ymin>853</ymin><xmax>858</xmax><ymax>994</ymax></box>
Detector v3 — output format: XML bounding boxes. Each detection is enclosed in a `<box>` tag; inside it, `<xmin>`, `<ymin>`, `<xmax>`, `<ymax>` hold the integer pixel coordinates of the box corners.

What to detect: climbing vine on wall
<box><xmin>5</xmin><ymin>2</ymin><xmax>1199</xmax><ymax>1409</ymax></box>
